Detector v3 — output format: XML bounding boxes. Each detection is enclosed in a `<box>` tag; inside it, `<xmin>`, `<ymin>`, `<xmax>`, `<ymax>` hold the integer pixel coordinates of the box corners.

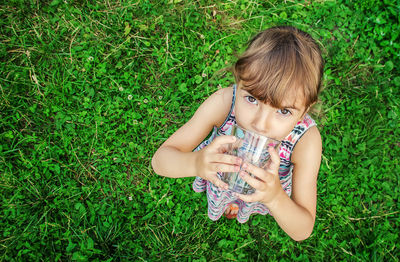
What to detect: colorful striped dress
<box><xmin>192</xmin><ymin>85</ymin><xmax>317</xmax><ymax>223</ymax></box>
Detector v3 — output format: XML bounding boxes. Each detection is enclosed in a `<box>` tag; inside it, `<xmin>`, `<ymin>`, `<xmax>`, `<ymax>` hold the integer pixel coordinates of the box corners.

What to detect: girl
<box><xmin>152</xmin><ymin>26</ymin><xmax>324</xmax><ymax>241</ymax></box>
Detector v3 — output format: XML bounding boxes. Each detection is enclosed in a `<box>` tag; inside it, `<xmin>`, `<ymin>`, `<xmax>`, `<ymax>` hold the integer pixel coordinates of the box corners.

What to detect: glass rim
<box><xmin>233</xmin><ymin>123</ymin><xmax>282</xmax><ymax>143</ymax></box>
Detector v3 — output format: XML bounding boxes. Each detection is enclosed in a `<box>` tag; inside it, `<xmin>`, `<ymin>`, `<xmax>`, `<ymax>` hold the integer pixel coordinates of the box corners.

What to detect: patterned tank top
<box><xmin>192</xmin><ymin>85</ymin><xmax>317</xmax><ymax>223</ymax></box>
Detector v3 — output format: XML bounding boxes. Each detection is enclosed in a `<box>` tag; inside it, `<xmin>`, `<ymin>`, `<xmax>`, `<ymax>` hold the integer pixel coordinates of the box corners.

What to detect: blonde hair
<box><xmin>233</xmin><ymin>26</ymin><xmax>324</xmax><ymax>109</ymax></box>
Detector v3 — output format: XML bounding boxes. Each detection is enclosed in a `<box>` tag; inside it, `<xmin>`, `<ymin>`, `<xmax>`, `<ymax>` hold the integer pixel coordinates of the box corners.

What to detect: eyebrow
<box><xmin>281</xmin><ymin>105</ymin><xmax>300</xmax><ymax>111</ymax></box>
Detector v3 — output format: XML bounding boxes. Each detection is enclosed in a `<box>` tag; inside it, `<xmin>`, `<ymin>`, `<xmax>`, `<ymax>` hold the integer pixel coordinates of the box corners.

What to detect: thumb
<box><xmin>209</xmin><ymin>135</ymin><xmax>236</xmax><ymax>151</ymax></box>
<box><xmin>266</xmin><ymin>146</ymin><xmax>280</xmax><ymax>174</ymax></box>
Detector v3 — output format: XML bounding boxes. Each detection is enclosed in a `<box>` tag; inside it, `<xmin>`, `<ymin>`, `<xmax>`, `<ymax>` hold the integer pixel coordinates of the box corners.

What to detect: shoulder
<box><xmin>194</xmin><ymin>86</ymin><xmax>234</xmax><ymax>127</ymax></box>
<box><xmin>158</xmin><ymin>86</ymin><xmax>234</xmax><ymax>152</ymax></box>
<box><xmin>291</xmin><ymin>125</ymin><xmax>322</xmax><ymax>166</ymax></box>
<box><xmin>289</xmin><ymin>125</ymin><xmax>321</xmax><ymax>223</ymax></box>
<box><xmin>202</xmin><ymin>86</ymin><xmax>233</xmax><ymax>109</ymax></box>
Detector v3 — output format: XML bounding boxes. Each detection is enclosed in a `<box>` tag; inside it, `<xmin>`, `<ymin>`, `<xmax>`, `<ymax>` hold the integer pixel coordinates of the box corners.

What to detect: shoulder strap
<box><xmin>280</xmin><ymin>114</ymin><xmax>316</xmax><ymax>160</ymax></box>
<box><xmin>217</xmin><ymin>84</ymin><xmax>237</xmax><ymax>131</ymax></box>
<box><xmin>230</xmin><ymin>84</ymin><xmax>237</xmax><ymax>114</ymax></box>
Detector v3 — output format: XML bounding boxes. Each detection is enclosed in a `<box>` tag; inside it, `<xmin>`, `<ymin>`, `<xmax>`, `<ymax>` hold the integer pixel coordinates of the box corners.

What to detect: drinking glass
<box><xmin>221</xmin><ymin>124</ymin><xmax>281</xmax><ymax>194</ymax></box>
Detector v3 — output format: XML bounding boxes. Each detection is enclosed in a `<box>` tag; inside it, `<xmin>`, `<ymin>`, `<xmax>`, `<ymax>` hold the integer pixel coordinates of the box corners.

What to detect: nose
<box><xmin>251</xmin><ymin>108</ymin><xmax>272</xmax><ymax>135</ymax></box>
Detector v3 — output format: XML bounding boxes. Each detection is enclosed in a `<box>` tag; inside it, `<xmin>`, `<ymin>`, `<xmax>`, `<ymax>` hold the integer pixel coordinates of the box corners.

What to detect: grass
<box><xmin>1</xmin><ymin>0</ymin><xmax>399</xmax><ymax>261</ymax></box>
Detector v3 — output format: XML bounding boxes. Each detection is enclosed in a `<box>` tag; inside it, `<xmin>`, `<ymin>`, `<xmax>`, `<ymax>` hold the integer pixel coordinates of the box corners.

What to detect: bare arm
<box><xmin>236</xmin><ymin>126</ymin><xmax>322</xmax><ymax>241</ymax></box>
<box><xmin>267</xmin><ymin>126</ymin><xmax>321</xmax><ymax>240</ymax></box>
<box><xmin>151</xmin><ymin>87</ymin><xmax>241</xmax><ymax>187</ymax></box>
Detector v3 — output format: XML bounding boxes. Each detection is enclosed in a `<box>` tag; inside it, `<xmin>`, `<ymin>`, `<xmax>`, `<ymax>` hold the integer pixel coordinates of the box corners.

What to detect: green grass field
<box><xmin>1</xmin><ymin>0</ymin><xmax>399</xmax><ymax>261</ymax></box>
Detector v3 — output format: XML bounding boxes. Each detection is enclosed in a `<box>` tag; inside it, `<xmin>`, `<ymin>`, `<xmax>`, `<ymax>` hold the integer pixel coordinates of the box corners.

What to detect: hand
<box><xmin>195</xmin><ymin>135</ymin><xmax>242</xmax><ymax>190</ymax></box>
<box><xmin>234</xmin><ymin>147</ymin><xmax>284</xmax><ymax>207</ymax></box>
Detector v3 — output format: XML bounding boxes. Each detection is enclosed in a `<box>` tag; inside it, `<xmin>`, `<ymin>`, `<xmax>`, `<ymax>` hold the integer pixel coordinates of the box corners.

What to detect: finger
<box><xmin>242</xmin><ymin>162</ymin><xmax>268</xmax><ymax>182</ymax></box>
<box><xmin>265</xmin><ymin>146</ymin><xmax>280</xmax><ymax>174</ymax></box>
<box><xmin>208</xmin><ymin>173</ymin><xmax>228</xmax><ymax>190</ymax></box>
<box><xmin>209</xmin><ymin>135</ymin><xmax>236</xmax><ymax>151</ymax></box>
<box><xmin>218</xmin><ymin>143</ymin><xmax>231</xmax><ymax>154</ymax></box>
<box><xmin>214</xmin><ymin>153</ymin><xmax>242</xmax><ymax>166</ymax></box>
<box><xmin>233</xmin><ymin>192</ymin><xmax>257</xmax><ymax>203</ymax></box>
<box><xmin>210</xmin><ymin>162</ymin><xmax>240</xmax><ymax>173</ymax></box>
<box><xmin>218</xmin><ymin>137</ymin><xmax>244</xmax><ymax>153</ymax></box>
<box><xmin>238</xmin><ymin>170</ymin><xmax>264</xmax><ymax>191</ymax></box>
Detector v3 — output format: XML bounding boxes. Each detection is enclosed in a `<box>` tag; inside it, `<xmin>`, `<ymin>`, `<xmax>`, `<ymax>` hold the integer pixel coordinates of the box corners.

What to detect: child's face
<box><xmin>235</xmin><ymin>87</ymin><xmax>308</xmax><ymax>141</ymax></box>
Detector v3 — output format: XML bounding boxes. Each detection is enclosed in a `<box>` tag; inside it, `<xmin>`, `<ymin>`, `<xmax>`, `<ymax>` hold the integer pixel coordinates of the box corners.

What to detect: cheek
<box><xmin>268</xmin><ymin>119</ymin><xmax>296</xmax><ymax>139</ymax></box>
<box><xmin>233</xmin><ymin>102</ymin><xmax>248</xmax><ymax>125</ymax></box>
<box><xmin>234</xmin><ymin>100</ymin><xmax>257</xmax><ymax>123</ymax></box>
<box><xmin>234</xmin><ymin>113</ymin><xmax>250</xmax><ymax>128</ymax></box>
<box><xmin>277</xmin><ymin>121</ymin><xmax>299</xmax><ymax>139</ymax></box>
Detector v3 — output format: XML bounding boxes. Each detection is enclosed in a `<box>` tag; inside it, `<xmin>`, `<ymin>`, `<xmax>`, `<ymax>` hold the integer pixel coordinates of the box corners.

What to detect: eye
<box><xmin>245</xmin><ymin>96</ymin><xmax>258</xmax><ymax>105</ymax></box>
<box><xmin>278</xmin><ymin>108</ymin><xmax>292</xmax><ymax>116</ymax></box>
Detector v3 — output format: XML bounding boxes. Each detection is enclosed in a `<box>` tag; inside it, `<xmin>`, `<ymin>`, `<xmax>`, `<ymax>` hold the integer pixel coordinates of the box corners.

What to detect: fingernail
<box><xmin>242</xmin><ymin>163</ymin><xmax>248</xmax><ymax>169</ymax></box>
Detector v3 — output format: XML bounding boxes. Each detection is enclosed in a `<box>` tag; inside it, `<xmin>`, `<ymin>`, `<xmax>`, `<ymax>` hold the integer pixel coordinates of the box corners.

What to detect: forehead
<box><xmin>279</xmin><ymin>88</ymin><xmax>307</xmax><ymax>110</ymax></box>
